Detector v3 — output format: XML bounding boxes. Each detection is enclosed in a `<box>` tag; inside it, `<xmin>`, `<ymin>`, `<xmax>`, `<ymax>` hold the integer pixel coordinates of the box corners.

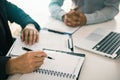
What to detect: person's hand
<box><xmin>21</xmin><ymin>24</ymin><xmax>39</xmax><ymax>45</ymax></box>
<box><xmin>63</xmin><ymin>9</ymin><xmax>86</xmax><ymax>27</ymax></box>
<box><xmin>6</xmin><ymin>51</ymin><xmax>47</xmax><ymax>74</ymax></box>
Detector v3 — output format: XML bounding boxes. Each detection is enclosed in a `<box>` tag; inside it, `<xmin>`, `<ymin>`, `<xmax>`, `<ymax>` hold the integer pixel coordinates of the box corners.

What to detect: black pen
<box><xmin>22</xmin><ymin>47</ymin><xmax>54</xmax><ymax>60</ymax></box>
<box><xmin>42</xmin><ymin>28</ymin><xmax>71</xmax><ymax>35</ymax></box>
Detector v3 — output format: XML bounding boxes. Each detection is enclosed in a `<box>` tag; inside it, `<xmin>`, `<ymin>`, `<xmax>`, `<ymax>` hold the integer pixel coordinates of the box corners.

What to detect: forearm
<box><xmin>6</xmin><ymin>1</ymin><xmax>40</xmax><ymax>31</ymax></box>
<box><xmin>6</xmin><ymin>58</ymin><xmax>19</xmax><ymax>75</ymax></box>
<box><xmin>85</xmin><ymin>4</ymin><xmax>119</xmax><ymax>24</ymax></box>
<box><xmin>49</xmin><ymin>0</ymin><xmax>66</xmax><ymax>21</ymax></box>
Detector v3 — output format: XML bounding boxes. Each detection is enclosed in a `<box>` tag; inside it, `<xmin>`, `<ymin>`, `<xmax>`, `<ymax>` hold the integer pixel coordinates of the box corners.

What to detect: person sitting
<box><xmin>0</xmin><ymin>0</ymin><xmax>46</xmax><ymax>80</ymax></box>
<box><xmin>49</xmin><ymin>0</ymin><xmax>120</xmax><ymax>27</ymax></box>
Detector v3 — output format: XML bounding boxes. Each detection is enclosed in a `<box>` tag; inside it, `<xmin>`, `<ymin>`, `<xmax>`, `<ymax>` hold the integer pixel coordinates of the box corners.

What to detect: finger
<box><xmin>74</xmin><ymin>11</ymin><xmax>80</xmax><ymax>17</ymax></box>
<box><xmin>66</xmin><ymin>13</ymin><xmax>73</xmax><ymax>19</ymax></box>
<box><xmin>65</xmin><ymin>16</ymin><xmax>73</xmax><ymax>23</ymax></box>
<box><xmin>24</xmin><ymin>29</ymin><xmax>29</xmax><ymax>45</ymax></box>
<box><xmin>64</xmin><ymin>14</ymin><xmax>77</xmax><ymax>27</ymax></box>
<box><xmin>65</xmin><ymin>19</ymin><xmax>74</xmax><ymax>27</ymax></box>
<box><xmin>36</xmin><ymin>32</ymin><xmax>39</xmax><ymax>42</ymax></box>
<box><xmin>21</xmin><ymin>30</ymin><xmax>26</xmax><ymax>42</ymax></box>
<box><xmin>72</xmin><ymin>16</ymin><xmax>80</xmax><ymax>22</ymax></box>
<box><xmin>36</xmin><ymin>61</ymin><xmax>44</xmax><ymax>66</ymax></box>
<box><xmin>69</xmin><ymin>10</ymin><xmax>80</xmax><ymax>19</ymax></box>
<box><xmin>66</xmin><ymin>22</ymin><xmax>73</xmax><ymax>27</ymax></box>
<box><xmin>33</xmin><ymin>31</ymin><xmax>38</xmax><ymax>44</ymax></box>
<box><xmin>66</xmin><ymin>13</ymin><xmax>80</xmax><ymax>22</ymax></box>
<box><xmin>67</xmin><ymin>20</ymin><xmax>77</xmax><ymax>27</ymax></box>
<box><xmin>33</xmin><ymin>31</ymin><xmax>36</xmax><ymax>44</ymax></box>
<box><xmin>69</xmin><ymin>10</ymin><xmax>77</xmax><ymax>15</ymax></box>
<box><xmin>64</xmin><ymin>13</ymin><xmax>74</xmax><ymax>21</ymax></box>
<box><xmin>34</xmin><ymin>61</ymin><xmax>44</xmax><ymax>70</ymax></box>
<box><xmin>64</xmin><ymin>18</ymin><xmax>72</xmax><ymax>26</ymax></box>
<box><xmin>31</xmin><ymin>51</ymin><xmax>47</xmax><ymax>57</ymax></box>
<box><xmin>64</xmin><ymin>17</ymin><xmax>70</xmax><ymax>25</ymax></box>
<box><xmin>20</xmin><ymin>32</ymin><xmax>24</xmax><ymax>42</ymax></box>
<box><xmin>34</xmin><ymin>61</ymin><xmax>44</xmax><ymax>67</ymax></box>
<box><xmin>79</xmin><ymin>14</ymin><xmax>84</xmax><ymax>26</ymax></box>
<box><xmin>28</xmin><ymin>30</ymin><xmax>34</xmax><ymax>45</ymax></box>
<box><xmin>34</xmin><ymin>57</ymin><xmax>45</xmax><ymax>62</ymax></box>
<box><xmin>66</xmin><ymin>17</ymin><xmax>76</xmax><ymax>27</ymax></box>
<box><xmin>69</xmin><ymin>10</ymin><xmax>78</xmax><ymax>17</ymax></box>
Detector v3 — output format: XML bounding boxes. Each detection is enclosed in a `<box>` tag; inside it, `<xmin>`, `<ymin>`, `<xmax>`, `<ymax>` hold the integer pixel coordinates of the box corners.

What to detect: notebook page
<box><xmin>38</xmin><ymin>30</ymin><xmax>70</xmax><ymax>51</ymax></box>
<box><xmin>19</xmin><ymin>73</ymin><xmax>74</xmax><ymax>80</ymax></box>
<box><xmin>8</xmin><ymin>30</ymin><xmax>70</xmax><ymax>56</ymax></box>
<box><xmin>44</xmin><ymin>17</ymin><xmax>80</xmax><ymax>34</ymax></box>
<box><xmin>73</xmin><ymin>57</ymin><xmax>85</xmax><ymax>77</ymax></box>
<box><xmin>19</xmin><ymin>50</ymin><xmax>84</xmax><ymax>80</ymax></box>
<box><xmin>39</xmin><ymin>50</ymin><xmax>81</xmax><ymax>74</ymax></box>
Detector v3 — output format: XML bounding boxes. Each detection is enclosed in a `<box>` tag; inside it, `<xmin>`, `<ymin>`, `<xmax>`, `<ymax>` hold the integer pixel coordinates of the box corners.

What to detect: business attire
<box><xmin>0</xmin><ymin>0</ymin><xmax>40</xmax><ymax>80</ymax></box>
<box><xmin>49</xmin><ymin>0</ymin><xmax>120</xmax><ymax>24</ymax></box>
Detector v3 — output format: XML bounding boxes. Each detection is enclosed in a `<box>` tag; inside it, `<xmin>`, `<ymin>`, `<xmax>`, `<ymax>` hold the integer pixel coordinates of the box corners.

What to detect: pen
<box><xmin>68</xmin><ymin>37</ymin><xmax>74</xmax><ymax>52</ymax></box>
<box><xmin>22</xmin><ymin>47</ymin><xmax>54</xmax><ymax>60</ymax></box>
<box><xmin>43</xmin><ymin>48</ymin><xmax>85</xmax><ymax>57</ymax></box>
<box><xmin>42</xmin><ymin>28</ymin><xmax>71</xmax><ymax>35</ymax></box>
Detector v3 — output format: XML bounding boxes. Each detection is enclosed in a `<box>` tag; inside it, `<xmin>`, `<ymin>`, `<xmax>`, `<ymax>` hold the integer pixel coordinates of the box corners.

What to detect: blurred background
<box><xmin>8</xmin><ymin>0</ymin><xmax>120</xmax><ymax>38</ymax></box>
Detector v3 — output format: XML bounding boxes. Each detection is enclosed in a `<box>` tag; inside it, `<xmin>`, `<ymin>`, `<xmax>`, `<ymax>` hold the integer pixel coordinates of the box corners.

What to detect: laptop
<box><xmin>75</xmin><ymin>28</ymin><xmax>120</xmax><ymax>59</ymax></box>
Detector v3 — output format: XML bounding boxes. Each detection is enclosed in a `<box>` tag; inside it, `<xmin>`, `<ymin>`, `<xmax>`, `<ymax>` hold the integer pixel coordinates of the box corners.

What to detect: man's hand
<box><xmin>63</xmin><ymin>9</ymin><xmax>86</xmax><ymax>27</ymax></box>
<box><xmin>21</xmin><ymin>24</ymin><xmax>39</xmax><ymax>45</ymax></box>
<box><xmin>6</xmin><ymin>51</ymin><xmax>47</xmax><ymax>74</ymax></box>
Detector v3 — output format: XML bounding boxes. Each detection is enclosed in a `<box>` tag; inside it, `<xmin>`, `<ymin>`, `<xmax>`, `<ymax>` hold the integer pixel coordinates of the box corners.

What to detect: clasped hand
<box><xmin>63</xmin><ymin>9</ymin><xmax>86</xmax><ymax>27</ymax></box>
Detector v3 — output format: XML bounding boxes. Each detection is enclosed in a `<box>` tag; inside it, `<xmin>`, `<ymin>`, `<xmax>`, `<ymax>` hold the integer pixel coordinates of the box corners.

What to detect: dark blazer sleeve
<box><xmin>5</xmin><ymin>1</ymin><xmax>40</xmax><ymax>31</ymax></box>
<box><xmin>0</xmin><ymin>55</ymin><xmax>11</xmax><ymax>80</ymax></box>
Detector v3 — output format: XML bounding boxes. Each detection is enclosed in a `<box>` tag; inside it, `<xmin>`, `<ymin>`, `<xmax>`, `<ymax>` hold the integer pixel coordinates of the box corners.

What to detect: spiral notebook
<box><xmin>19</xmin><ymin>49</ymin><xmax>85</xmax><ymax>80</ymax></box>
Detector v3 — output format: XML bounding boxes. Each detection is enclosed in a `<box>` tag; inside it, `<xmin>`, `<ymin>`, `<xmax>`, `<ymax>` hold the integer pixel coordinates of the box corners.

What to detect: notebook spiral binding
<box><xmin>34</xmin><ymin>69</ymin><xmax>76</xmax><ymax>79</ymax></box>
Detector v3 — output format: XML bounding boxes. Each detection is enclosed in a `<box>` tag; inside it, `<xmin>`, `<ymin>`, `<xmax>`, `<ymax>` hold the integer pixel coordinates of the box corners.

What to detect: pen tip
<box><xmin>47</xmin><ymin>56</ymin><xmax>54</xmax><ymax>60</ymax></box>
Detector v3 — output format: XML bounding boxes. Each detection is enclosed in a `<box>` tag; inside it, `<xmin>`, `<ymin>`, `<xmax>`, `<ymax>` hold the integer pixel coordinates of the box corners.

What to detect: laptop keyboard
<box><xmin>92</xmin><ymin>32</ymin><xmax>120</xmax><ymax>55</ymax></box>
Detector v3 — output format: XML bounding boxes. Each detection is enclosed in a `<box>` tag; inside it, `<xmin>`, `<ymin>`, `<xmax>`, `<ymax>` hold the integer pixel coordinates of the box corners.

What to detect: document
<box><xmin>7</xmin><ymin>29</ymin><xmax>85</xmax><ymax>80</ymax></box>
<box><xmin>8</xmin><ymin>30</ymin><xmax>71</xmax><ymax>56</ymax></box>
<box><xmin>19</xmin><ymin>49</ymin><xmax>85</xmax><ymax>80</ymax></box>
<box><xmin>44</xmin><ymin>17</ymin><xmax>80</xmax><ymax>34</ymax></box>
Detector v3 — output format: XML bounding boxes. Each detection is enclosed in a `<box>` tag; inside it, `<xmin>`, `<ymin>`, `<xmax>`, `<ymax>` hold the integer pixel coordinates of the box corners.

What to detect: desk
<box><xmin>72</xmin><ymin>18</ymin><xmax>120</xmax><ymax>80</ymax></box>
<box><xmin>8</xmin><ymin>15</ymin><xmax>120</xmax><ymax>80</ymax></box>
<box><xmin>7</xmin><ymin>0</ymin><xmax>120</xmax><ymax>80</ymax></box>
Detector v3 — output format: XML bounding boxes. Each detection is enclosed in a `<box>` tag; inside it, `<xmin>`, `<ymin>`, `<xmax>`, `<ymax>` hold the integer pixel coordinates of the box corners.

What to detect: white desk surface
<box><xmin>72</xmin><ymin>19</ymin><xmax>120</xmax><ymax>80</ymax></box>
<box><xmin>7</xmin><ymin>0</ymin><xmax>120</xmax><ymax>80</ymax></box>
<box><xmin>8</xmin><ymin>15</ymin><xmax>120</xmax><ymax>80</ymax></box>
